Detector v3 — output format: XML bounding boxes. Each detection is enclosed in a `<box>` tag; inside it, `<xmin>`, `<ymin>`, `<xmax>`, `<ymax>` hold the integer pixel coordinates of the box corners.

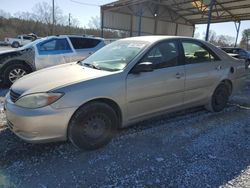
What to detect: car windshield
<box><xmin>81</xmin><ymin>40</ymin><xmax>148</xmax><ymax>71</ymax></box>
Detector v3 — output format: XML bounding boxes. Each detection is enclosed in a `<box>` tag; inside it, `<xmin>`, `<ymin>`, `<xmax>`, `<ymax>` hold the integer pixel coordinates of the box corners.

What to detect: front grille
<box><xmin>10</xmin><ymin>89</ymin><xmax>21</xmax><ymax>103</ymax></box>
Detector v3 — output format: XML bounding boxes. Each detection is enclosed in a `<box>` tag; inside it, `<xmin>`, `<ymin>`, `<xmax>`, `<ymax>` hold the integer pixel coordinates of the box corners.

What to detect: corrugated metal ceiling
<box><xmin>102</xmin><ymin>0</ymin><xmax>250</xmax><ymax>24</ymax></box>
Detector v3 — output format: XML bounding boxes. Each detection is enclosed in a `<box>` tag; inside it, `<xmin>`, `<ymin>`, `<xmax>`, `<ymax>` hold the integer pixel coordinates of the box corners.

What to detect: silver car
<box><xmin>0</xmin><ymin>35</ymin><xmax>105</xmax><ymax>87</ymax></box>
<box><xmin>4</xmin><ymin>36</ymin><xmax>247</xmax><ymax>150</ymax></box>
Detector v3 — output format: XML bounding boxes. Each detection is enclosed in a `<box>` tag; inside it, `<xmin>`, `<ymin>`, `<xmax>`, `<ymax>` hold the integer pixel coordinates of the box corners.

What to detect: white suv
<box><xmin>0</xmin><ymin>35</ymin><xmax>106</xmax><ymax>86</ymax></box>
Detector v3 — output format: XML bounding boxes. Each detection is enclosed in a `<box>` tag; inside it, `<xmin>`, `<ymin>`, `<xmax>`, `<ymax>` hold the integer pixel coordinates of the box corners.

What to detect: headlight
<box><xmin>15</xmin><ymin>93</ymin><xmax>63</xmax><ymax>109</ymax></box>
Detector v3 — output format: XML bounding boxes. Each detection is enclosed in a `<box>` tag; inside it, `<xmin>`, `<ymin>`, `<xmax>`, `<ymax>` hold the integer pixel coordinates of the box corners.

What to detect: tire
<box><xmin>68</xmin><ymin>102</ymin><xmax>118</xmax><ymax>150</ymax></box>
<box><xmin>11</xmin><ymin>41</ymin><xmax>20</xmax><ymax>48</ymax></box>
<box><xmin>246</xmin><ymin>60</ymin><xmax>250</xmax><ymax>69</ymax></box>
<box><xmin>206</xmin><ymin>83</ymin><xmax>230</xmax><ymax>112</ymax></box>
<box><xmin>3</xmin><ymin>64</ymin><xmax>30</xmax><ymax>87</ymax></box>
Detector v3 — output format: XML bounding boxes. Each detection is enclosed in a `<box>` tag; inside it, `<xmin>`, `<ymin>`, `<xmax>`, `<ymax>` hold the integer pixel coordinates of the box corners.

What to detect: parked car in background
<box><xmin>221</xmin><ymin>47</ymin><xmax>250</xmax><ymax>68</ymax></box>
<box><xmin>0</xmin><ymin>35</ymin><xmax>106</xmax><ymax>87</ymax></box>
<box><xmin>5</xmin><ymin>36</ymin><xmax>247</xmax><ymax>150</ymax></box>
<box><xmin>4</xmin><ymin>34</ymin><xmax>38</xmax><ymax>48</ymax></box>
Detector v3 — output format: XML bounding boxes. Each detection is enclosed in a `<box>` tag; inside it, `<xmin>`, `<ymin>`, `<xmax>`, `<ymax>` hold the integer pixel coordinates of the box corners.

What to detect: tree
<box><xmin>14</xmin><ymin>11</ymin><xmax>35</xmax><ymax>21</ymax></box>
<box><xmin>216</xmin><ymin>35</ymin><xmax>234</xmax><ymax>47</ymax></box>
<box><xmin>32</xmin><ymin>2</ymin><xmax>65</xmax><ymax>34</ymax></box>
<box><xmin>208</xmin><ymin>30</ymin><xmax>217</xmax><ymax>45</ymax></box>
<box><xmin>88</xmin><ymin>16</ymin><xmax>100</xmax><ymax>29</ymax></box>
<box><xmin>0</xmin><ymin>9</ymin><xmax>11</xmax><ymax>18</ymax></box>
<box><xmin>240</xmin><ymin>29</ymin><xmax>250</xmax><ymax>50</ymax></box>
<box><xmin>204</xmin><ymin>30</ymin><xmax>235</xmax><ymax>47</ymax></box>
<box><xmin>194</xmin><ymin>32</ymin><xmax>200</xmax><ymax>39</ymax></box>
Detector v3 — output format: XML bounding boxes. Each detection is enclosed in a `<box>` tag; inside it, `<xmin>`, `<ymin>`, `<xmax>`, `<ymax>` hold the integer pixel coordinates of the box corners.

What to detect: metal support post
<box><xmin>247</xmin><ymin>33</ymin><xmax>249</xmax><ymax>50</ymax></box>
<box><xmin>234</xmin><ymin>21</ymin><xmax>241</xmax><ymax>47</ymax></box>
<box><xmin>205</xmin><ymin>0</ymin><xmax>215</xmax><ymax>41</ymax></box>
<box><xmin>101</xmin><ymin>10</ymin><xmax>104</xmax><ymax>38</ymax></box>
<box><xmin>137</xmin><ymin>5</ymin><xmax>143</xmax><ymax>36</ymax></box>
<box><xmin>138</xmin><ymin>15</ymin><xmax>142</xmax><ymax>36</ymax></box>
<box><xmin>52</xmin><ymin>0</ymin><xmax>55</xmax><ymax>35</ymax></box>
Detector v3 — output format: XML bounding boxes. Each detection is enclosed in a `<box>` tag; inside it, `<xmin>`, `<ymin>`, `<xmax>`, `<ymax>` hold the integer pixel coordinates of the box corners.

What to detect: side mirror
<box><xmin>131</xmin><ymin>62</ymin><xmax>154</xmax><ymax>74</ymax></box>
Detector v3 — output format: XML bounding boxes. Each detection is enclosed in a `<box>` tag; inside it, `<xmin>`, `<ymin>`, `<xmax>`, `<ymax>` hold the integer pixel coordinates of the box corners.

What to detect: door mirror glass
<box><xmin>131</xmin><ymin>62</ymin><xmax>153</xmax><ymax>74</ymax></box>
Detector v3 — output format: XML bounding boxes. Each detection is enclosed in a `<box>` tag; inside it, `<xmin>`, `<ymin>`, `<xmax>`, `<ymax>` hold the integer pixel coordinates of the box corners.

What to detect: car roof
<box><xmin>55</xmin><ymin>35</ymin><xmax>104</xmax><ymax>40</ymax></box>
<box><xmin>120</xmin><ymin>35</ymin><xmax>201</xmax><ymax>43</ymax></box>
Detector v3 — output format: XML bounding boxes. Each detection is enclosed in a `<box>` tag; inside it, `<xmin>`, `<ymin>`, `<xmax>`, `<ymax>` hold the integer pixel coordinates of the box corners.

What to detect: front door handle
<box><xmin>176</xmin><ymin>72</ymin><xmax>183</xmax><ymax>79</ymax></box>
<box><xmin>216</xmin><ymin>65</ymin><xmax>222</xmax><ymax>70</ymax></box>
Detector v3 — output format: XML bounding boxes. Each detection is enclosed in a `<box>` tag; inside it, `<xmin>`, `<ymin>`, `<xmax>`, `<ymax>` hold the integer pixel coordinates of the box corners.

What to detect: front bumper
<box><xmin>5</xmin><ymin>93</ymin><xmax>76</xmax><ymax>143</ymax></box>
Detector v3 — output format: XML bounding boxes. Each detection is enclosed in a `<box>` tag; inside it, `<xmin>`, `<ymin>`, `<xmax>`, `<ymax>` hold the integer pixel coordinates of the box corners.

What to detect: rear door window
<box><xmin>69</xmin><ymin>37</ymin><xmax>101</xmax><ymax>50</ymax></box>
<box><xmin>181</xmin><ymin>41</ymin><xmax>220</xmax><ymax>64</ymax></box>
<box><xmin>37</xmin><ymin>38</ymin><xmax>73</xmax><ymax>55</ymax></box>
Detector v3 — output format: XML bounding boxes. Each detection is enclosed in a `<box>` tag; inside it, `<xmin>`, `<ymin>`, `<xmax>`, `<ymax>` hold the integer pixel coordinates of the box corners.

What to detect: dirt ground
<box><xmin>0</xmin><ymin>47</ymin><xmax>249</xmax><ymax>187</ymax></box>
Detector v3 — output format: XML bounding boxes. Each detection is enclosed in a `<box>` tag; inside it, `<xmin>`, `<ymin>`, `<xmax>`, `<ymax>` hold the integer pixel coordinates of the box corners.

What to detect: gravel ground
<box><xmin>0</xmin><ymin>89</ymin><xmax>8</xmax><ymax>128</ymax></box>
<box><xmin>0</xmin><ymin>73</ymin><xmax>249</xmax><ymax>187</ymax></box>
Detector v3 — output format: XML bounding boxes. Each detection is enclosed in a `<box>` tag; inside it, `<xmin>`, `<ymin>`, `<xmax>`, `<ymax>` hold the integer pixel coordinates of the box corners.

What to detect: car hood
<box><xmin>0</xmin><ymin>50</ymin><xmax>16</xmax><ymax>55</ymax></box>
<box><xmin>11</xmin><ymin>63</ymin><xmax>114</xmax><ymax>95</ymax></box>
<box><xmin>0</xmin><ymin>48</ymin><xmax>31</xmax><ymax>63</ymax></box>
<box><xmin>0</xmin><ymin>49</ymin><xmax>18</xmax><ymax>60</ymax></box>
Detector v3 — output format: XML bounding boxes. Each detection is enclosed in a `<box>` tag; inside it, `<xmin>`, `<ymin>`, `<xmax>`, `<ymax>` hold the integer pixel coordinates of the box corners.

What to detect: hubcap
<box><xmin>9</xmin><ymin>68</ymin><xmax>27</xmax><ymax>83</ymax></box>
<box><xmin>83</xmin><ymin>114</ymin><xmax>107</xmax><ymax>139</ymax></box>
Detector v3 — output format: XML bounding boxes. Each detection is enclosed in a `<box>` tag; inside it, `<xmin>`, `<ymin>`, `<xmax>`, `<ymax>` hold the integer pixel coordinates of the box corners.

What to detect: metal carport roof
<box><xmin>102</xmin><ymin>0</ymin><xmax>250</xmax><ymax>24</ymax></box>
<box><xmin>101</xmin><ymin>0</ymin><xmax>250</xmax><ymax>43</ymax></box>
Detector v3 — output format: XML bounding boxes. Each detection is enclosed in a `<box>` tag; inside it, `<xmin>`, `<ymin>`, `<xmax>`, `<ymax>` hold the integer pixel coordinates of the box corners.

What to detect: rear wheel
<box><xmin>68</xmin><ymin>102</ymin><xmax>118</xmax><ymax>150</ymax></box>
<box><xmin>206</xmin><ymin>83</ymin><xmax>230</xmax><ymax>112</ymax></box>
<box><xmin>3</xmin><ymin>64</ymin><xmax>30</xmax><ymax>87</ymax></box>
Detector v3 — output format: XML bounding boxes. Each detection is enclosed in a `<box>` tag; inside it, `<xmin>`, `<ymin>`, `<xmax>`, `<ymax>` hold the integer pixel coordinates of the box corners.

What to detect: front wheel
<box><xmin>3</xmin><ymin>64</ymin><xmax>30</xmax><ymax>87</ymax></box>
<box><xmin>206</xmin><ymin>83</ymin><xmax>230</xmax><ymax>112</ymax></box>
<box><xmin>68</xmin><ymin>102</ymin><xmax>118</xmax><ymax>150</ymax></box>
<box><xmin>11</xmin><ymin>41</ymin><xmax>20</xmax><ymax>48</ymax></box>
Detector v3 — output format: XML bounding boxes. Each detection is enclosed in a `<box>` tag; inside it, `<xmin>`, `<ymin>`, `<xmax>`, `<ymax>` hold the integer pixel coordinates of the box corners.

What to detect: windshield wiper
<box><xmin>77</xmin><ymin>60</ymin><xmax>82</xmax><ymax>64</ymax></box>
<box><xmin>83</xmin><ymin>63</ymin><xmax>101</xmax><ymax>70</ymax></box>
<box><xmin>83</xmin><ymin>63</ymin><xmax>120</xmax><ymax>72</ymax></box>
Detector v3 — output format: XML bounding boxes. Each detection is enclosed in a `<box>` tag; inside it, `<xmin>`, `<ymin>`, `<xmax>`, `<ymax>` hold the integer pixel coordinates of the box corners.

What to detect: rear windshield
<box><xmin>69</xmin><ymin>37</ymin><xmax>101</xmax><ymax>49</ymax></box>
